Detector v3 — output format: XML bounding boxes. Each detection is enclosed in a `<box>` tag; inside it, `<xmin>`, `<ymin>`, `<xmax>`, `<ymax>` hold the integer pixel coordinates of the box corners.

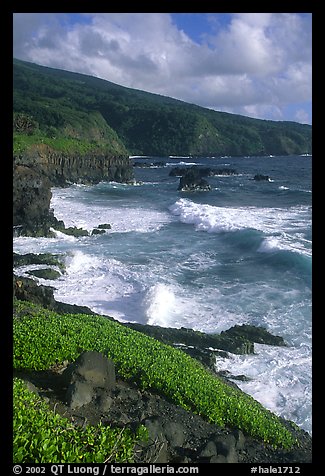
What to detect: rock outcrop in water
<box><xmin>171</xmin><ymin>166</ymin><xmax>237</xmax><ymax>192</ymax></box>
<box><xmin>170</xmin><ymin>166</ymin><xmax>237</xmax><ymax>177</ymax></box>
<box><xmin>176</xmin><ymin>168</ymin><xmax>212</xmax><ymax>192</ymax></box>
<box><xmin>253</xmin><ymin>174</ymin><xmax>271</xmax><ymax>181</ymax></box>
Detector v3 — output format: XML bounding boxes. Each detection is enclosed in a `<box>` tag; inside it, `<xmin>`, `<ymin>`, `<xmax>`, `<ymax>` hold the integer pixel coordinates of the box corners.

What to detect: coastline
<box><xmin>13</xmin><ymin>263</ymin><xmax>312</xmax><ymax>463</ymax></box>
<box><xmin>12</xmin><ymin>153</ymin><xmax>311</xmax><ymax>463</ymax></box>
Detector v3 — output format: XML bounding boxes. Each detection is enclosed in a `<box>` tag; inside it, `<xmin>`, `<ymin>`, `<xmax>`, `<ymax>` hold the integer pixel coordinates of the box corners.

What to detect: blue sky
<box><xmin>13</xmin><ymin>13</ymin><xmax>312</xmax><ymax>124</ymax></box>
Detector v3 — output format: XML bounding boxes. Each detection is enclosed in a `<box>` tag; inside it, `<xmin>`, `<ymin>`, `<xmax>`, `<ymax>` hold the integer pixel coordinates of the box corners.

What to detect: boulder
<box><xmin>215</xmin><ymin>434</ymin><xmax>238</xmax><ymax>463</ymax></box>
<box><xmin>97</xmin><ymin>223</ymin><xmax>112</xmax><ymax>229</ymax></box>
<box><xmin>254</xmin><ymin>174</ymin><xmax>270</xmax><ymax>181</ymax></box>
<box><xmin>13</xmin><ymin>274</ymin><xmax>56</xmax><ymax>309</ymax></box>
<box><xmin>13</xmin><ymin>252</ymin><xmax>65</xmax><ymax>270</ymax></box>
<box><xmin>63</xmin><ymin>351</ymin><xmax>116</xmax><ymax>388</ymax></box>
<box><xmin>66</xmin><ymin>380</ymin><xmax>95</xmax><ymax>410</ymax></box>
<box><xmin>221</xmin><ymin>324</ymin><xmax>286</xmax><ymax>347</ymax></box>
<box><xmin>62</xmin><ymin>351</ymin><xmax>116</xmax><ymax>409</ymax></box>
<box><xmin>199</xmin><ymin>433</ymin><xmax>238</xmax><ymax>463</ymax></box>
<box><xmin>199</xmin><ymin>440</ymin><xmax>217</xmax><ymax>458</ymax></box>
<box><xmin>91</xmin><ymin>228</ymin><xmax>106</xmax><ymax>236</ymax></box>
<box><xmin>174</xmin><ymin>167</ymin><xmax>214</xmax><ymax>191</ymax></box>
<box><xmin>91</xmin><ymin>222</ymin><xmax>112</xmax><ymax>235</ymax></box>
<box><xmin>178</xmin><ymin>175</ymin><xmax>211</xmax><ymax>192</ymax></box>
<box><xmin>57</xmin><ymin>226</ymin><xmax>89</xmax><ymax>237</ymax></box>
<box><xmin>144</xmin><ymin>417</ymin><xmax>170</xmax><ymax>463</ymax></box>
<box><xmin>13</xmin><ymin>275</ymin><xmax>97</xmax><ymax>316</ymax></box>
<box><xmin>27</xmin><ymin>268</ymin><xmax>62</xmax><ymax>280</ymax></box>
<box><xmin>170</xmin><ymin>166</ymin><xmax>237</xmax><ymax>177</ymax></box>
<box><xmin>163</xmin><ymin>421</ymin><xmax>186</xmax><ymax>448</ymax></box>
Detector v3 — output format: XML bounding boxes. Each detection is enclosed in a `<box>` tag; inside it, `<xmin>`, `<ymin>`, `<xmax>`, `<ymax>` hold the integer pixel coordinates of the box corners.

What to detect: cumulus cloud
<box><xmin>12</xmin><ymin>12</ymin><xmax>312</xmax><ymax>123</ymax></box>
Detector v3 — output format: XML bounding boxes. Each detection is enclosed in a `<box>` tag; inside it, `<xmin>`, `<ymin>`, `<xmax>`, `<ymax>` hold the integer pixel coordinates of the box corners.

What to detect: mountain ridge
<box><xmin>13</xmin><ymin>58</ymin><xmax>312</xmax><ymax>157</ymax></box>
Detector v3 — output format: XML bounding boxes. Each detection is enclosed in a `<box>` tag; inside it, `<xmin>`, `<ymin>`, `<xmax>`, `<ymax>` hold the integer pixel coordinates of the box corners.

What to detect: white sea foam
<box><xmin>144</xmin><ymin>283</ymin><xmax>177</xmax><ymax>326</ymax></box>
<box><xmin>13</xmin><ymin>232</ymin><xmax>77</xmax><ymax>255</ymax></box>
<box><xmin>51</xmin><ymin>250</ymin><xmax>144</xmax><ymax>318</ymax></box>
<box><xmin>129</xmin><ymin>155</ymin><xmax>153</xmax><ymax>158</ymax></box>
<box><xmin>166</xmin><ymin>161</ymin><xmax>202</xmax><ymax>166</ymax></box>
<box><xmin>215</xmin><ymin>343</ymin><xmax>312</xmax><ymax>434</ymax></box>
<box><xmin>168</xmin><ymin>156</ymin><xmax>191</xmax><ymax>159</ymax></box>
<box><xmin>51</xmin><ymin>186</ymin><xmax>171</xmax><ymax>234</ymax></box>
<box><xmin>142</xmin><ymin>281</ymin><xmax>248</xmax><ymax>333</ymax></box>
<box><xmin>48</xmin><ymin>248</ymin><xmax>246</xmax><ymax>332</ymax></box>
<box><xmin>169</xmin><ymin>198</ymin><xmax>311</xmax><ymax>256</ymax></box>
<box><xmin>49</xmin><ymin>228</ymin><xmax>77</xmax><ymax>241</ymax></box>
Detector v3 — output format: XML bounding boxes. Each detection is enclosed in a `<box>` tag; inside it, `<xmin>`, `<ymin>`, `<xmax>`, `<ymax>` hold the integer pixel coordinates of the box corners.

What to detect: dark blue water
<box><xmin>13</xmin><ymin>154</ymin><xmax>312</xmax><ymax>433</ymax></box>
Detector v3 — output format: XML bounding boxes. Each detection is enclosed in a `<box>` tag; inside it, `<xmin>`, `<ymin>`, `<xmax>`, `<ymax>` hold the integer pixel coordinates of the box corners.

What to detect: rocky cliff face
<box><xmin>13</xmin><ymin>164</ymin><xmax>62</xmax><ymax>237</ymax></box>
<box><xmin>13</xmin><ymin>146</ymin><xmax>134</xmax><ymax>236</ymax></box>
<box><xmin>15</xmin><ymin>144</ymin><xmax>134</xmax><ymax>185</ymax></box>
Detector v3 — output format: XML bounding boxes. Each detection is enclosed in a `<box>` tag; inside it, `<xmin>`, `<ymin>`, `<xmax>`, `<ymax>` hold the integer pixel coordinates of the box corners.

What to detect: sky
<box><xmin>12</xmin><ymin>12</ymin><xmax>312</xmax><ymax>124</ymax></box>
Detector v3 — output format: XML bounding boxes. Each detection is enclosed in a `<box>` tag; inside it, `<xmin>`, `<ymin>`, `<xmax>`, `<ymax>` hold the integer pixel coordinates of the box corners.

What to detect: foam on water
<box><xmin>13</xmin><ymin>232</ymin><xmax>77</xmax><ymax>255</ymax></box>
<box><xmin>52</xmin><ymin>250</ymin><xmax>143</xmax><ymax>315</ymax></box>
<box><xmin>36</xmin><ymin>246</ymin><xmax>247</xmax><ymax>332</ymax></box>
<box><xmin>166</xmin><ymin>161</ymin><xmax>203</xmax><ymax>166</ymax></box>
<box><xmin>169</xmin><ymin>198</ymin><xmax>311</xmax><ymax>256</ymax></box>
<box><xmin>51</xmin><ymin>186</ymin><xmax>171</xmax><ymax>233</ymax></box>
<box><xmin>144</xmin><ymin>283</ymin><xmax>177</xmax><ymax>327</ymax></box>
<box><xmin>216</xmin><ymin>343</ymin><xmax>312</xmax><ymax>434</ymax></box>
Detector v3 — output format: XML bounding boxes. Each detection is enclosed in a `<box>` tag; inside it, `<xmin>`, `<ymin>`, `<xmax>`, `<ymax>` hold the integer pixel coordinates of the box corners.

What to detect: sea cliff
<box><xmin>13</xmin><ymin>146</ymin><xmax>134</xmax><ymax>236</ymax></box>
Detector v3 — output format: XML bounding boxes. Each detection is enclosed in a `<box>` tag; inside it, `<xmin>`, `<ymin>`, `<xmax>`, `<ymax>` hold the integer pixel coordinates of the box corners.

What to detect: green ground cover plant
<box><xmin>13</xmin><ymin>378</ymin><xmax>146</xmax><ymax>463</ymax></box>
<box><xmin>13</xmin><ymin>300</ymin><xmax>296</xmax><ymax>453</ymax></box>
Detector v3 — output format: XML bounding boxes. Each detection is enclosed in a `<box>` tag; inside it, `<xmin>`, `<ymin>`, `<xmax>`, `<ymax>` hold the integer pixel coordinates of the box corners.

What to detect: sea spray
<box><xmin>144</xmin><ymin>283</ymin><xmax>177</xmax><ymax>327</ymax></box>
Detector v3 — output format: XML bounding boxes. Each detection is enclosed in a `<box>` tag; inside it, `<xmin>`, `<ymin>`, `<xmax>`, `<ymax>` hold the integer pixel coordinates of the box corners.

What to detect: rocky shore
<box><xmin>13</xmin><ymin>147</ymin><xmax>134</xmax><ymax>237</ymax></box>
<box><xmin>12</xmin><ymin>156</ymin><xmax>312</xmax><ymax>463</ymax></box>
<box><xmin>13</xmin><ymin>254</ymin><xmax>312</xmax><ymax>463</ymax></box>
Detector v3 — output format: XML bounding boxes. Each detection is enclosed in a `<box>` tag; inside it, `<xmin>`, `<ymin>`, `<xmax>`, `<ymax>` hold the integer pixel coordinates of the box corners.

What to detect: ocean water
<box><xmin>13</xmin><ymin>155</ymin><xmax>312</xmax><ymax>434</ymax></box>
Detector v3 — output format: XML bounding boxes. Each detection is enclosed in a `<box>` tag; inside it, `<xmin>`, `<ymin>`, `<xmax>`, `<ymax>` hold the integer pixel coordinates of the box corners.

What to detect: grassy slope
<box><xmin>13</xmin><ymin>58</ymin><xmax>312</xmax><ymax>157</ymax></box>
<box><xmin>13</xmin><ymin>300</ymin><xmax>297</xmax><ymax>463</ymax></box>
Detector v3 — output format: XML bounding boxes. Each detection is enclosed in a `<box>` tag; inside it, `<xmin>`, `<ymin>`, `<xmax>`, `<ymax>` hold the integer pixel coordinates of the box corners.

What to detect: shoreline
<box><xmin>13</xmin><ymin>286</ymin><xmax>312</xmax><ymax>464</ymax></box>
<box><xmin>13</xmin><ymin>253</ymin><xmax>312</xmax><ymax>463</ymax></box>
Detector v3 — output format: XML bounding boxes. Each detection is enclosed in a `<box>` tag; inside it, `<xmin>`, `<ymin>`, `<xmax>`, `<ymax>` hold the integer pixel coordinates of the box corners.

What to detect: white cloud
<box><xmin>295</xmin><ymin>109</ymin><xmax>311</xmax><ymax>124</ymax></box>
<box><xmin>13</xmin><ymin>12</ymin><xmax>312</xmax><ymax>123</ymax></box>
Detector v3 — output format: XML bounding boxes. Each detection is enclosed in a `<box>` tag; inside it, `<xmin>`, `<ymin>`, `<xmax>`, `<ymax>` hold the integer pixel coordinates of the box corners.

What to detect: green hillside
<box><xmin>13</xmin><ymin>58</ymin><xmax>312</xmax><ymax>157</ymax></box>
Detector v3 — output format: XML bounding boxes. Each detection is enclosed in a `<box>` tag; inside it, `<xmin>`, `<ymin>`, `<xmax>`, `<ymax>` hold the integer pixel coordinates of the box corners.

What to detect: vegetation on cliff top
<box><xmin>13</xmin><ymin>299</ymin><xmax>297</xmax><ymax>462</ymax></box>
<box><xmin>13</xmin><ymin>58</ymin><xmax>311</xmax><ymax>157</ymax></box>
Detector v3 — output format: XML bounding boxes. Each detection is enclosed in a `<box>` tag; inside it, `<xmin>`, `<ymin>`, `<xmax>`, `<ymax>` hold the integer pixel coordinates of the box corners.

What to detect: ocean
<box><xmin>13</xmin><ymin>154</ymin><xmax>312</xmax><ymax>434</ymax></box>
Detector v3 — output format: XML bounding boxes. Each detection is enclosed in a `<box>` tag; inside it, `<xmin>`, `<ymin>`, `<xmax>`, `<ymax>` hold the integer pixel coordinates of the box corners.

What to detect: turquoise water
<box><xmin>13</xmin><ymin>155</ymin><xmax>312</xmax><ymax>433</ymax></box>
